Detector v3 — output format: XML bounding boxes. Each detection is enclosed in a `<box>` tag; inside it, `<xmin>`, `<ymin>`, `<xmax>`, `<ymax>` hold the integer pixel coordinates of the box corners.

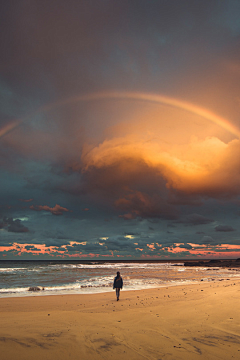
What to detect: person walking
<box><xmin>113</xmin><ymin>271</ymin><xmax>123</xmax><ymax>301</ymax></box>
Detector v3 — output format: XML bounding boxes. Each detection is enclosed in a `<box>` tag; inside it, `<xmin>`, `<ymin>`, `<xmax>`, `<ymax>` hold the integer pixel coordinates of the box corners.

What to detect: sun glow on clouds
<box><xmin>1</xmin><ymin>91</ymin><xmax>240</xmax><ymax>258</ymax></box>
<box><xmin>165</xmin><ymin>244</ymin><xmax>240</xmax><ymax>259</ymax></box>
<box><xmin>2</xmin><ymin>241</ymin><xmax>240</xmax><ymax>259</ymax></box>
<box><xmin>125</xmin><ymin>235</ymin><xmax>135</xmax><ymax>239</ymax></box>
<box><xmin>30</xmin><ymin>204</ymin><xmax>69</xmax><ymax>215</ymax></box>
<box><xmin>0</xmin><ymin>243</ymin><xmax>65</xmax><ymax>256</ymax></box>
<box><xmin>81</xmin><ymin>133</ymin><xmax>240</xmax><ymax>196</ymax></box>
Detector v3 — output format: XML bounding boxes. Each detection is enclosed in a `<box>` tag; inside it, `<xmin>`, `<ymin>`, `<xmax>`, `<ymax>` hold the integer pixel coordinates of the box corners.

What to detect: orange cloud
<box><xmin>74</xmin><ymin>131</ymin><xmax>240</xmax><ymax>220</ymax></box>
<box><xmin>3</xmin><ymin>89</ymin><xmax>240</xmax><ymax>221</ymax></box>
<box><xmin>163</xmin><ymin>243</ymin><xmax>240</xmax><ymax>259</ymax></box>
<box><xmin>81</xmin><ymin>134</ymin><xmax>240</xmax><ymax>198</ymax></box>
<box><xmin>30</xmin><ymin>204</ymin><xmax>69</xmax><ymax>215</ymax></box>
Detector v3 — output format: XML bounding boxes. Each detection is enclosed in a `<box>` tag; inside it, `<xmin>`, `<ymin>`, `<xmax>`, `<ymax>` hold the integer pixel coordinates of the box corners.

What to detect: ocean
<box><xmin>1</xmin><ymin>260</ymin><xmax>240</xmax><ymax>298</ymax></box>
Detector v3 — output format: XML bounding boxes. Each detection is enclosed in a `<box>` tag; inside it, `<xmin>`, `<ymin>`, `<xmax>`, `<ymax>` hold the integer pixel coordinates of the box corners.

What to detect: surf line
<box><xmin>1</xmin><ymin>91</ymin><xmax>240</xmax><ymax>139</ymax></box>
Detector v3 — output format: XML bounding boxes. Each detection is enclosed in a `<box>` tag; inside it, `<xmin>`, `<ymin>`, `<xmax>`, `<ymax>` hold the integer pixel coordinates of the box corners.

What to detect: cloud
<box><xmin>65</xmin><ymin>242</ymin><xmax>108</xmax><ymax>254</ymax></box>
<box><xmin>30</xmin><ymin>204</ymin><xmax>69</xmax><ymax>215</ymax></box>
<box><xmin>215</xmin><ymin>225</ymin><xmax>236</xmax><ymax>232</ymax></box>
<box><xmin>177</xmin><ymin>213</ymin><xmax>214</xmax><ymax>225</ymax></box>
<box><xmin>81</xmin><ymin>135</ymin><xmax>229</xmax><ymax>195</ymax></box>
<box><xmin>1</xmin><ymin>0</ymin><xmax>240</xmax><ymax>258</ymax></box>
<box><xmin>24</xmin><ymin>245</ymin><xmax>40</xmax><ymax>251</ymax></box>
<box><xmin>178</xmin><ymin>243</ymin><xmax>193</xmax><ymax>250</ymax></box>
<box><xmin>65</xmin><ymin>236</ymin><xmax>143</xmax><ymax>255</ymax></box>
<box><xmin>116</xmin><ymin>191</ymin><xmax>177</xmax><ymax>220</ymax></box>
<box><xmin>68</xmin><ymin>133</ymin><xmax>240</xmax><ymax>220</ymax></box>
<box><xmin>0</xmin><ymin>217</ymin><xmax>29</xmax><ymax>233</ymax></box>
<box><xmin>201</xmin><ymin>236</ymin><xmax>215</xmax><ymax>244</ymax></box>
<box><xmin>19</xmin><ymin>198</ymin><xmax>33</xmax><ymax>202</ymax></box>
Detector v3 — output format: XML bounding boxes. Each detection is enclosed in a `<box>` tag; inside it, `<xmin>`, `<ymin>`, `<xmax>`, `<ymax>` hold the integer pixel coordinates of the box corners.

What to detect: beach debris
<box><xmin>28</xmin><ymin>286</ymin><xmax>41</xmax><ymax>291</ymax></box>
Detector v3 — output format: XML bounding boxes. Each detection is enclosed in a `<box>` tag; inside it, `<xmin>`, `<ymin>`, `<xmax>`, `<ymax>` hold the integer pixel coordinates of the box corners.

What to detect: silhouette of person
<box><xmin>113</xmin><ymin>271</ymin><xmax>123</xmax><ymax>301</ymax></box>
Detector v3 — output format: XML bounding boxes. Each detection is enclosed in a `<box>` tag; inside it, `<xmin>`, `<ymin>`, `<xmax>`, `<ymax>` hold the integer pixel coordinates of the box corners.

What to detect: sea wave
<box><xmin>0</xmin><ymin>268</ymin><xmax>28</xmax><ymax>273</ymax></box>
<box><xmin>1</xmin><ymin>261</ymin><xmax>240</xmax><ymax>298</ymax></box>
<box><xmin>0</xmin><ymin>273</ymin><xmax>229</xmax><ymax>298</ymax></box>
<box><xmin>48</xmin><ymin>262</ymin><xmax>183</xmax><ymax>270</ymax></box>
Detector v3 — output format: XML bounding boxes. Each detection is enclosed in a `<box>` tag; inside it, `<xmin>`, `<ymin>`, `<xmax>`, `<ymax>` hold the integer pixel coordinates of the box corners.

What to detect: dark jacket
<box><xmin>113</xmin><ymin>276</ymin><xmax>123</xmax><ymax>289</ymax></box>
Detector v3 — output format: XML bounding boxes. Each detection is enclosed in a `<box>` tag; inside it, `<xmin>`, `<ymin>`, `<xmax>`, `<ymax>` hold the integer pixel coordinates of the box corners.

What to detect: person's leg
<box><xmin>116</xmin><ymin>288</ymin><xmax>120</xmax><ymax>300</ymax></box>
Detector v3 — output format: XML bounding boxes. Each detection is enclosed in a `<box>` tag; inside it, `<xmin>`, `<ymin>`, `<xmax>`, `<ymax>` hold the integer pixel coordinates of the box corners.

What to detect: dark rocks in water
<box><xmin>28</xmin><ymin>286</ymin><xmax>41</xmax><ymax>291</ymax></box>
<box><xmin>184</xmin><ymin>259</ymin><xmax>240</xmax><ymax>268</ymax></box>
<box><xmin>184</xmin><ymin>261</ymin><xmax>205</xmax><ymax>267</ymax></box>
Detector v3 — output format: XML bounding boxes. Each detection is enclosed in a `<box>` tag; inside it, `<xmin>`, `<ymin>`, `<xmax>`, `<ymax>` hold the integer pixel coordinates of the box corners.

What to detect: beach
<box><xmin>1</xmin><ymin>279</ymin><xmax>240</xmax><ymax>360</ymax></box>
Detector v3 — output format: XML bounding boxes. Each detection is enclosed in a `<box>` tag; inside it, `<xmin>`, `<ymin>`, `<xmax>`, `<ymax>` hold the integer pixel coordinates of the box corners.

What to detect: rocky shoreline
<box><xmin>184</xmin><ymin>259</ymin><xmax>240</xmax><ymax>268</ymax></box>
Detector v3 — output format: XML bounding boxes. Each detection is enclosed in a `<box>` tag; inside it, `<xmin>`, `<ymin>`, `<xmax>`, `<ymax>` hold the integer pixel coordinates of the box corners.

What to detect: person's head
<box><xmin>117</xmin><ymin>271</ymin><xmax>120</xmax><ymax>277</ymax></box>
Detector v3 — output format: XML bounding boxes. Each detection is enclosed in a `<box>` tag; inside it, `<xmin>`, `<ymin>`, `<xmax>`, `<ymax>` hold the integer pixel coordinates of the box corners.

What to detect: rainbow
<box><xmin>1</xmin><ymin>91</ymin><xmax>240</xmax><ymax>138</ymax></box>
<box><xmin>0</xmin><ymin>119</ymin><xmax>22</xmax><ymax>138</ymax></box>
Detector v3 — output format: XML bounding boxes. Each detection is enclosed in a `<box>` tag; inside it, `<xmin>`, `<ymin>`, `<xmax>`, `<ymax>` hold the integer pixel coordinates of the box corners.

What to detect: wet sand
<box><xmin>1</xmin><ymin>279</ymin><xmax>240</xmax><ymax>360</ymax></box>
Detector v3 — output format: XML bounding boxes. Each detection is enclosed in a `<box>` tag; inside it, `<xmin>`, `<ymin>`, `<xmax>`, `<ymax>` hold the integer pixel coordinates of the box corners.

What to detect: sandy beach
<box><xmin>1</xmin><ymin>279</ymin><xmax>240</xmax><ymax>360</ymax></box>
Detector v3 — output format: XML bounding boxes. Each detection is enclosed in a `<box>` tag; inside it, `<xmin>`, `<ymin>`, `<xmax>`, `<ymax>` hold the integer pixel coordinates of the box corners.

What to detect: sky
<box><xmin>1</xmin><ymin>0</ymin><xmax>240</xmax><ymax>260</ymax></box>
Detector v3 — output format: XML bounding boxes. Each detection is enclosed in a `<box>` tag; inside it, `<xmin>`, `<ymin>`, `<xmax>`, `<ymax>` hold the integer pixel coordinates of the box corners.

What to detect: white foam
<box><xmin>0</xmin><ymin>268</ymin><xmax>28</xmax><ymax>273</ymax></box>
<box><xmin>1</xmin><ymin>262</ymin><xmax>240</xmax><ymax>299</ymax></box>
<box><xmin>48</xmin><ymin>262</ymin><xmax>182</xmax><ymax>270</ymax></box>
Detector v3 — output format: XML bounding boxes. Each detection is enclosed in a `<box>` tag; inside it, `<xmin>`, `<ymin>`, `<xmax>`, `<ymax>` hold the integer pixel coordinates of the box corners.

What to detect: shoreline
<box><xmin>2</xmin><ymin>260</ymin><xmax>240</xmax><ymax>300</ymax></box>
<box><xmin>2</xmin><ymin>274</ymin><xmax>240</xmax><ymax>299</ymax></box>
<box><xmin>1</xmin><ymin>279</ymin><xmax>240</xmax><ymax>359</ymax></box>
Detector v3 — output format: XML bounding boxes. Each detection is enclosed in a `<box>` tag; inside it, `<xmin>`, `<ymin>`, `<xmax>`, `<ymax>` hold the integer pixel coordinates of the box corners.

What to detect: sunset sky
<box><xmin>1</xmin><ymin>0</ymin><xmax>240</xmax><ymax>260</ymax></box>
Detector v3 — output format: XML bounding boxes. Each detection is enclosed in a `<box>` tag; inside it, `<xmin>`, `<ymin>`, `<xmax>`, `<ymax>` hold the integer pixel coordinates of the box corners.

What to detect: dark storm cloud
<box><xmin>24</xmin><ymin>245</ymin><xmax>40</xmax><ymax>251</ymax></box>
<box><xmin>1</xmin><ymin>1</ymin><xmax>240</xmax><ymax>258</ymax></box>
<box><xmin>72</xmin><ymin>158</ymin><xmax>178</xmax><ymax>220</ymax></box>
<box><xmin>177</xmin><ymin>244</ymin><xmax>193</xmax><ymax>250</ymax></box>
<box><xmin>104</xmin><ymin>237</ymin><xmax>138</xmax><ymax>251</ymax></box>
<box><xmin>41</xmin><ymin>229</ymin><xmax>73</xmax><ymax>242</ymax></box>
<box><xmin>43</xmin><ymin>239</ymin><xmax>70</xmax><ymax>248</ymax></box>
<box><xmin>215</xmin><ymin>225</ymin><xmax>236</xmax><ymax>232</ymax></box>
<box><xmin>201</xmin><ymin>236</ymin><xmax>215</xmax><ymax>244</ymax></box>
<box><xmin>177</xmin><ymin>213</ymin><xmax>214</xmax><ymax>226</ymax></box>
<box><xmin>0</xmin><ymin>217</ymin><xmax>29</xmax><ymax>233</ymax></box>
<box><xmin>117</xmin><ymin>192</ymin><xmax>178</xmax><ymax>221</ymax></box>
<box><xmin>0</xmin><ymin>0</ymin><xmax>238</xmax><ymax>105</ymax></box>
